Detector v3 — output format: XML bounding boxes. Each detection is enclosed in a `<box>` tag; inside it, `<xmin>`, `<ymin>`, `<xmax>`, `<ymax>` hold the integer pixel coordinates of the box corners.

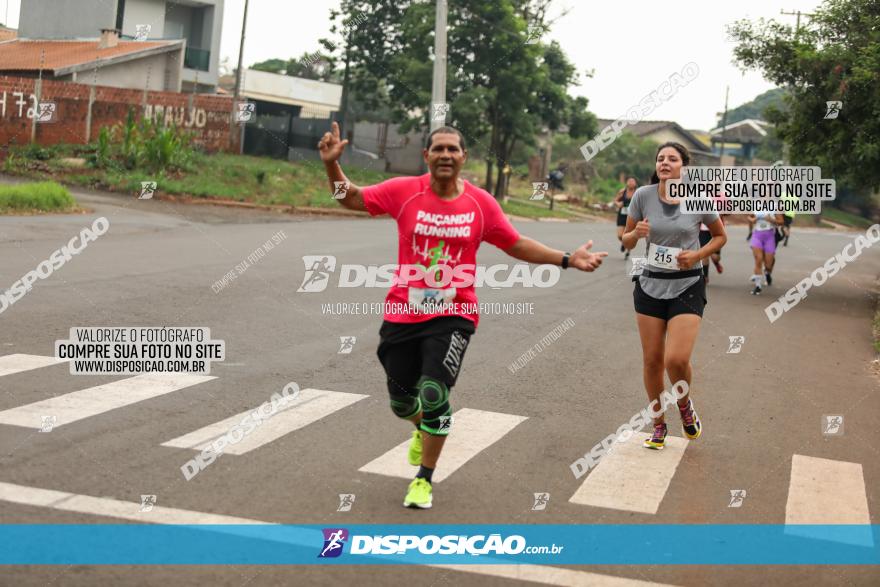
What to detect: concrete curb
<box><xmin>156</xmin><ymin>194</ymin><xmax>370</xmax><ymax>217</ymax></box>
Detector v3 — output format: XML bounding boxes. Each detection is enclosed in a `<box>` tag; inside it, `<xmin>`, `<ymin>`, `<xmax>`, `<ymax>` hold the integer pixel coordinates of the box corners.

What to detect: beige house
<box><xmin>595</xmin><ymin>119</ymin><xmax>720</xmax><ymax>166</ymax></box>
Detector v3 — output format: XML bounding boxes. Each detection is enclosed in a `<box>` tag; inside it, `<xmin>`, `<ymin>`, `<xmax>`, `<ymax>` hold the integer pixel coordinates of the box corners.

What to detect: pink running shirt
<box><xmin>361</xmin><ymin>173</ymin><xmax>520</xmax><ymax>327</ymax></box>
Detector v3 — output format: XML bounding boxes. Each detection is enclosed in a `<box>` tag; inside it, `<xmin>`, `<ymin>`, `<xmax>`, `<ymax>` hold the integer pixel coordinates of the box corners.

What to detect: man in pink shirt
<box><xmin>319</xmin><ymin>122</ymin><xmax>607</xmax><ymax>509</ymax></box>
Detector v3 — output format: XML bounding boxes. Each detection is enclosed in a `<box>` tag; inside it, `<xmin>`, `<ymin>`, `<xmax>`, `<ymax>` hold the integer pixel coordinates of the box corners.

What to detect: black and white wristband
<box><xmin>561</xmin><ymin>252</ymin><xmax>571</xmax><ymax>269</ymax></box>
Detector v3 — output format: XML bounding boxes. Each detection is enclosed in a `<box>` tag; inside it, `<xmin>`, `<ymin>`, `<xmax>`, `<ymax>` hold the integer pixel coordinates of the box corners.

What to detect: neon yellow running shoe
<box><xmin>407</xmin><ymin>430</ymin><xmax>422</xmax><ymax>466</ymax></box>
<box><xmin>403</xmin><ymin>477</ymin><xmax>432</xmax><ymax>509</ymax></box>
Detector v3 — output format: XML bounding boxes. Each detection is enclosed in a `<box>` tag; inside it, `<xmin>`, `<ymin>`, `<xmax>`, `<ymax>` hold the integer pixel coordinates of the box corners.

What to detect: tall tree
<box><xmin>328</xmin><ymin>0</ymin><xmax>596</xmax><ymax>197</ymax></box>
<box><xmin>251</xmin><ymin>46</ymin><xmax>339</xmax><ymax>82</ymax></box>
<box><xmin>729</xmin><ymin>0</ymin><xmax>880</xmax><ymax>212</ymax></box>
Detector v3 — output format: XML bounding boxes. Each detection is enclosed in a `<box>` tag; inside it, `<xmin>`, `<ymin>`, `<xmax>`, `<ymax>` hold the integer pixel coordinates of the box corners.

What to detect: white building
<box><xmin>17</xmin><ymin>0</ymin><xmax>225</xmax><ymax>93</ymax></box>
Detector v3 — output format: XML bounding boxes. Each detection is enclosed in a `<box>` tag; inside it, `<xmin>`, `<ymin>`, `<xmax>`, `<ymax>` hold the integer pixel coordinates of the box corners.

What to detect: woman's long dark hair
<box><xmin>650</xmin><ymin>142</ymin><xmax>691</xmax><ymax>184</ymax></box>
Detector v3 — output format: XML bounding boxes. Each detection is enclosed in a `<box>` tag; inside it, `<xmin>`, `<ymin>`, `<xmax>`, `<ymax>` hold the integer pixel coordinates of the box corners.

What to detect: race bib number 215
<box><xmin>648</xmin><ymin>243</ymin><xmax>681</xmax><ymax>270</ymax></box>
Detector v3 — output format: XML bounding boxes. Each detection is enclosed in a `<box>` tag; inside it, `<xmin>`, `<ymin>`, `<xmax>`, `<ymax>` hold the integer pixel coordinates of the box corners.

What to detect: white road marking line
<box><xmin>0</xmin><ymin>354</ymin><xmax>67</xmax><ymax>377</ymax></box>
<box><xmin>0</xmin><ymin>481</ymin><xmax>268</xmax><ymax>524</ymax></box>
<box><xmin>0</xmin><ymin>481</ymin><xmax>677</xmax><ymax>586</ymax></box>
<box><xmin>161</xmin><ymin>388</ymin><xmax>368</xmax><ymax>455</ymax></box>
<box><xmin>0</xmin><ymin>374</ymin><xmax>215</xmax><ymax>429</ymax></box>
<box><xmin>358</xmin><ymin>408</ymin><xmax>528</xmax><ymax>483</ymax></box>
<box><xmin>569</xmin><ymin>432</ymin><xmax>688</xmax><ymax>514</ymax></box>
<box><xmin>784</xmin><ymin>454</ymin><xmax>873</xmax><ymax>545</ymax></box>
<box><xmin>431</xmin><ymin>565</ymin><xmax>679</xmax><ymax>586</ymax></box>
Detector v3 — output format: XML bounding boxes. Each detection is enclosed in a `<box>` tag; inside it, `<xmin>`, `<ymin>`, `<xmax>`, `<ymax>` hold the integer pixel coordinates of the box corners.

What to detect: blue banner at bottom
<box><xmin>0</xmin><ymin>525</ymin><xmax>877</xmax><ymax>565</ymax></box>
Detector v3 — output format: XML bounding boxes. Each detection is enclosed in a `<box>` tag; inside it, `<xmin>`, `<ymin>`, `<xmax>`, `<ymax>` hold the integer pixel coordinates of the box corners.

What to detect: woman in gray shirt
<box><xmin>622</xmin><ymin>142</ymin><xmax>727</xmax><ymax>450</ymax></box>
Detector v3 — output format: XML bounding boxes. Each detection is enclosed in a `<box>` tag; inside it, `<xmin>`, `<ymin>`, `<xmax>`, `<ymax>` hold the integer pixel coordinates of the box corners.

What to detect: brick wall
<box><xmin>0</xmin><ymin>76</ymin><xmax>239</xmax><ymax>152</ymax></box>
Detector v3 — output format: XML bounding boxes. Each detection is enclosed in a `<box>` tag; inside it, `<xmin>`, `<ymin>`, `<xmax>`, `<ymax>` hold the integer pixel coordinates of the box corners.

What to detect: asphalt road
<box><xmin>1</xmin><ymin>183</ymin><xmax>878</xmax><ymax>586</ymax></box>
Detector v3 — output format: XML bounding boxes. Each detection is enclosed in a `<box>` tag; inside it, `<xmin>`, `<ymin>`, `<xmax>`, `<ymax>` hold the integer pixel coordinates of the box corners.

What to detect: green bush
<box><xmin>20</xmin><ymin>143</ymin><xmax>56</xmax><ymax>161</ymax></box>
<box><xmin>89</xmin><ymin>110</ymin><xmax>194</xmax><ymax>174</ymax></box>
<box><xmin>0</xmin><ymin>181</ymin><xmax>76</xmax><ymax>213</ymax></box>
<box><xmin>591</xmin><ymin>176</ymin><xmax>626</xmax><ymax>202</ymax></box>
<box><xmin>95</xmin><ymin>127</ymin><xmax>112</xmax><ymax>168</ymax></box>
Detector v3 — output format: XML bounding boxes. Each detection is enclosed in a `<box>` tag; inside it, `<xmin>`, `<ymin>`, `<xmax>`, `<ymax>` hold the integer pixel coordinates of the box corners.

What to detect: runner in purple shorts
<box><xmin>747</xmin><ymin>211</ymin><xmax>784</xmax><ymax>295</ymax></box>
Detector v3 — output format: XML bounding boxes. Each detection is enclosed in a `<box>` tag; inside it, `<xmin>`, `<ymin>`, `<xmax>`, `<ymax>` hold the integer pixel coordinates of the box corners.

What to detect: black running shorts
<box><xmin>633</xmin><ymin>278</ymin><xmax>707</xmax><ymax>320</ymax></box>
<box><xmin>377</xmin><ymin>316</ymin><xmax>475</xmax><ymax>390</ymax></box>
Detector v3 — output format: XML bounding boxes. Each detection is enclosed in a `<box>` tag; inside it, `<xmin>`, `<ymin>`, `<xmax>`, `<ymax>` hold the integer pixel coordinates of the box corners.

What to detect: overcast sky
<box><xmin>4</xmin><ymin>0</ymin><xmax>824</xmax><ymax>130</ymax></box>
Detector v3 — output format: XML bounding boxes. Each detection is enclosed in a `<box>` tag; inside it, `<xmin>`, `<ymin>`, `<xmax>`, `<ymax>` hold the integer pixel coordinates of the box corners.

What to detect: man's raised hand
<box><xmin>318</xmin><ymin>121</ymin><xmax>349</xmax><ymax>163</ymax></box>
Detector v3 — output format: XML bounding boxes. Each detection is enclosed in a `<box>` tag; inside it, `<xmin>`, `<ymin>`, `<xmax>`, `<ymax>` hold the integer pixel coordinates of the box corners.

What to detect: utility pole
<box><xmin>339</xmin><ymin>24</ymin><xmax>353</xmax><ymax>136</ymax></box>
<box><xmin>231</xmin><ymin>0</ymin><xmax>250</xmax><ymax>153</ymax></box>
<box><xmin>430</xmin><ymin>0</ymin><xmax>448</xmax><ymax>131</ymax></box>
<box><xmin>780</xmin><ymin>9</ymin><xmax>816</xmax><ymax>36</ymax></box>
<box><xmin>780</xmin><ymin>9</ymin><xmax>817</xmax><ymax>223</ymax></box>
<box><xmin>233</xmin><ymin>0</ymin><xmax>250</xmax><ymax>101</ymax></box>
<box><xmin>718</xmin><ymin>85</ymin><xmax>729</xmax><ymax>160</ymax></box>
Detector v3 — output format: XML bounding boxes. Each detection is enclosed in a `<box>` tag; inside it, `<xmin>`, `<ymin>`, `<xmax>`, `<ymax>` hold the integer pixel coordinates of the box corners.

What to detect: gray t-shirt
<box><xmin>629</xmin><ymin>184</ymin><xmax>719</xmax><ymax>299</ymax></box>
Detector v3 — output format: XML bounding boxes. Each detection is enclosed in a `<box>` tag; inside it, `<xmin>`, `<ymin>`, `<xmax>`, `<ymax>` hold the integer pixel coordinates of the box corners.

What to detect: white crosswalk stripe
<box><xmin>0</xmin><ymin>373</ymin><xmax>215</xmax><ymax>429</ymax></box>
<box><xmin>435</xmin><ymin>565</ymin><xmax>680</xmax><ymax>586</ymax></box>
<box><xmin>0</xmin><ymin>353</ymin><xmax>67</xmax><ymax>377</ymax></box>
<box><xmin>0</xmin><ymin>481</ymin><xmax>270</xmax><ymax>524</ymax></box>
<box><xmin>161</xmin><ymin>388</ymin><xmax>368</xmax><ymax>455</ymax></box>
<box><xmin>784</xmin><ymin>454</ymin><xmax>873</xmax><ymax>545</ymax></box>
<box><xmin>358</xmin><ymin>408</ymin><xmax>528</xmax><ymax>483</ymax></box>
<box><xmin>569</xmin><ymin>432</ymin><xmax>688</xmax><ymax>514</ymax></box>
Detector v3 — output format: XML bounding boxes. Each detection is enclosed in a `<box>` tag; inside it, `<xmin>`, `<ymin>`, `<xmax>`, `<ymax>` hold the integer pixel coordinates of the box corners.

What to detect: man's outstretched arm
<box><xmin>504</xmin><ymin>236</ymin><xmax>608</xmax><ymax>272</ymax></box>
<box><xmin>318</xmin><ymin>121</ymin><xmax>366</xmax><ymax>212</ymax></box>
